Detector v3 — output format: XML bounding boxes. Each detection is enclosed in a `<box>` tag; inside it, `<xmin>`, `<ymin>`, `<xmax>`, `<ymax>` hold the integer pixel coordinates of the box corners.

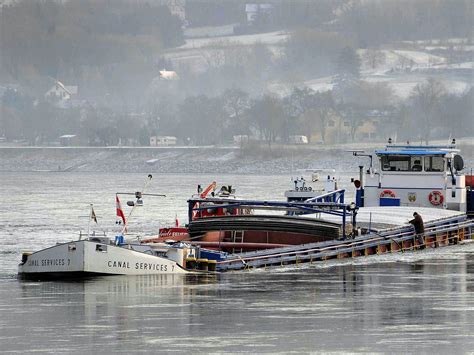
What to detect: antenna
<box><xmin>118</xmin><ymin>174</ymin><xmax>164</xmax><ymax>235</ymax></box>
<box><xmin>347</xmin><ymin>150</ymin><xmax>373</xmax><ymax>168</ymax></box>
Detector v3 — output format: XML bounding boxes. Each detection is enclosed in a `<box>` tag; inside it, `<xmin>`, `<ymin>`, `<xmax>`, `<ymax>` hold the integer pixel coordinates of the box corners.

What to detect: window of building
<box><xmin>343</xmin><ymin>121</ymin><xmax>350</xmax><ymax>127</ymax></box>
<box><xmin>328</xmin><ymin>120</ymin><xmax>335</xmax><ymax>127</ymax></box>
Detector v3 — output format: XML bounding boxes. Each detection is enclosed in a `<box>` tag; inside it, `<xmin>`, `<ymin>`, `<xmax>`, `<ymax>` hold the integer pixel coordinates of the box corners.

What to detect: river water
<box><xmin>1</xmin><ymin>172</ymin><xmax>474</xmax><ymax>353</ymax></box>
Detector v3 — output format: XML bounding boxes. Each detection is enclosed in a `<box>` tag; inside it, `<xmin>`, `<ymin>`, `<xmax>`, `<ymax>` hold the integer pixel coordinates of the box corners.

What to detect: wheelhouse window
<box><xmin>411</xmin><ymin>158</ymin><xmax>422</xmax><ymax>171</ymax></box>
<box><xmin>424</xmin><ymin>156</ymin><xmax>445</xmax><ymax>172</ymax></box>
<box><xmin>381</xmin><ymin>155</ymin><xmax>423</xmax><ymax>171</ymax></box>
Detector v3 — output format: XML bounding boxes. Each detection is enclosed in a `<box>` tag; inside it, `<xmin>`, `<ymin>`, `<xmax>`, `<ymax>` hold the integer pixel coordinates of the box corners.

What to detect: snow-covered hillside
<box><xmin>164</xmin><ymin>27</ymin><xmax>472</xmax><ymax>99</ymax></box>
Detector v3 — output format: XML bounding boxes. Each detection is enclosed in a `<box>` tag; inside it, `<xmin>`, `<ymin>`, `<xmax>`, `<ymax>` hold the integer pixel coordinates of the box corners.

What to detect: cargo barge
<box><xmin>18</xmin><ymin>140</ymin><xmax>474</xmax><ymax>278</ymax></box>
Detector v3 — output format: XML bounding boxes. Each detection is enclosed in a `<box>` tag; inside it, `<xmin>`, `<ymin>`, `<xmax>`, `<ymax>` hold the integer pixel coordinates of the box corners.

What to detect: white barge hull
<box><xmin>18</xmin><ymin>240</ymin><xmax>188</xmax><ymax>279</ymax></box>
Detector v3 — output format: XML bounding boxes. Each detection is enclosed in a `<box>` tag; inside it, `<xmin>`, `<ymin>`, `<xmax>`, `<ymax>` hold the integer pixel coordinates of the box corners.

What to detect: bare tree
<box><xmin>339</xmin><ymin>81</ymin><xmax>395</xmax><ymax>108</ymax></box>
<box><xmin>222</xmin><ymin>88</ymin><xmax>250</xmax><ymax>136</ymax></box>
<box><xmin>178</xmin><ymin>95</ymin><xmax>227</xmax><ymax>145</ymax></box>
<box><xmin>248</xmin><ymin>95</ymin><xmax>285</xmax><ymax>147</ymax></box>
<box><xmin>338</xmin><ymin>104</ymin><xmax>364</xmax><ymax>142</ymax></box>
<box><xmin>363</xmin><ymin>49</ymin><xmax>387</xmax><ymax>69</ymax></box>
<box><xmin>315</xmin><ymin>91</ymin><xmax>335</xmax><ymax>143</ymax></box>
<box><xmin>410</xmin><ymin>78</ymin><xmax>446</xmax><ymax>143</ymax></box>
<box><xmin>336</xmin><ymin>46</ymin><xmax>361</xmax><ymax>78</ymax></box>
<box><xmin>284</xmin><ymin>87</ymin><xmax>316</xmax><ymax>142</ymax></box>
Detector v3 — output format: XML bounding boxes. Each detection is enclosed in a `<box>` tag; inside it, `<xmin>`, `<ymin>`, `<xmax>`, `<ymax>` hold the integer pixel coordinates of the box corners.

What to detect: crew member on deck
<box><xmin>409</xmin><ymin>212</ymin><xmax>425</xmax><ymax>249</ymax></box>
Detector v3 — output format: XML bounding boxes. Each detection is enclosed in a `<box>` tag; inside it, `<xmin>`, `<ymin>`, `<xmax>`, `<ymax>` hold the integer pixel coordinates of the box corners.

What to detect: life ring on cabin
<box><xmin>428</xmin><ymin>191</ymin><xmax>444</xmax><ymax>206</ymax></box>
<box><xmin>379</xmin><ymin>189</ymin><xmax>396</xmax><ymax>198</ymax></box>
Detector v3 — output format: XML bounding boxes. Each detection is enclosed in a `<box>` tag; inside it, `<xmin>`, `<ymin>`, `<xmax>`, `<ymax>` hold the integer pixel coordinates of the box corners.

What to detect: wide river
<box><xmin>1</xmin><ymin>172</ymin><xmax>473</xmax><ymax>353</ymax></box>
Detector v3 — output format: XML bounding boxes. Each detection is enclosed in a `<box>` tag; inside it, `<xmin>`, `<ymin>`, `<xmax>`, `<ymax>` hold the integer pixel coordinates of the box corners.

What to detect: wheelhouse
<box><xmin>378</xmin><ymin>151</ymin><xmax>447</xmax><ymax>173</ymax></box>
<box><xmin>374</xmin><ymin>144</ymin><xmax>461</xmax><ymax>178</ymax></box>
<box><xmin>355</xmin><ymin>142</ymin><xmax>469</xmax><ymax>212</ymax></box>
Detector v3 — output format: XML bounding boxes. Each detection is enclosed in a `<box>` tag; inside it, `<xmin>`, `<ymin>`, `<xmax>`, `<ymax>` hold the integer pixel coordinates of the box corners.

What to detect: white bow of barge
<box><xmin>18</xmin><ymin>238</ymin><xmax>201</xmax><ymax>280</ymax></box>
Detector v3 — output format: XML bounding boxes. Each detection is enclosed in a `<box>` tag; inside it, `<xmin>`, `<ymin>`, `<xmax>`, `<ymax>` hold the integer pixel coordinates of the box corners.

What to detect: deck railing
<box><xmin>217</xmin><ymin>215</ymin><xmax>474</xmax><ymax>270</ymax></box>
<box><xmin>304</xmin><ymin>189</ymin><xmax>345</xmax><ymax>204</ymax></box>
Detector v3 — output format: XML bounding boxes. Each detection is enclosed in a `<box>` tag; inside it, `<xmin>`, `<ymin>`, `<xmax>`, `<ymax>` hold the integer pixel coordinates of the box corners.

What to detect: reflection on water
<box><xmin>1</xmin><ymin>172</ymin><xmax>474</xmax><ymax>352</ymax></box>
<box><xmin>1</xmin><ymin>256</ymin><xmax>473</xmax><ymax>353</ymax></box>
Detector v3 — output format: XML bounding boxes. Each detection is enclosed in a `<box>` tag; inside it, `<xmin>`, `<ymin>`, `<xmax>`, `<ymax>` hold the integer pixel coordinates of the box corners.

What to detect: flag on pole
<box><xmin>175</xmin><ymin>214</ymin><xmax>179</xmax><ymax>227</ymax></box>
<box><xmin>116</xmin><ymin>195</ymin><xmax>126</xmax><ymax>225</ymax></box>
<box><xmin>91</xmin><ymin>207</ymin><xmax>98</xmax><ymax>224</ymax></box>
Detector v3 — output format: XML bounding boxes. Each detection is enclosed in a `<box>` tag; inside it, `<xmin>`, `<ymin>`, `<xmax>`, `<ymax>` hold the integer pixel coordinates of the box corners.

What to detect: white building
<box><xmin>45</xmin><ymin>81</ymin><xmax>78</xmax><ymax>101</ymax></box>
<box><xmin>45</xmin><ymin>81</ymin><xmax>80</xmax><ymax>108</ymax></box>
<box><xmin>150</xmin><ymin>136</ymin><xmax>177</xmax><ymax>146</ymax></box>
<box><xmin>159</xmin><ymin>70</ymin><xmax>179</xmax><ymax>80</ymax></box>
<box><xmin>245</xmin><ymin>3</ymin><xmax>274</xmax><ymax>24</ymax></box>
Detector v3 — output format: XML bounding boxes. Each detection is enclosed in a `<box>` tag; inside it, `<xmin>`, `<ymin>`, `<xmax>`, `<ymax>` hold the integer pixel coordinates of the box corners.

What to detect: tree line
<box><xmin>338</xmin><ymin>0</ymin><xmax>472</xmax><ymax>47</ymax></box>
<box><xmin>157</xmin><ymin>81</ymin><xmax>472</xmax><ymax>146</ymax></box>
<box><xmin>2</xmin><ymin>80</ymin><xmax>471</xmax><ymax>146</ymax></box>
<box><xmin>0</xmin><ymin>0</ymin><xmax>471</xmax><ymax>146</ymax></box>
<box><xmin>185</xmin><ymin>0</ymin><xmax>472</xmax><ymax>44</ymax></box>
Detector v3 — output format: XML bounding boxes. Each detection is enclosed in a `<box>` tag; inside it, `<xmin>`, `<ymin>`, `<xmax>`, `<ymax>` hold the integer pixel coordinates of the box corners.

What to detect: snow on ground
<box><xmin>302</xmin><ymin>206</ymin><xmax>465</xmax><ymax>230</ymax></box>
<box><xmin>184</xmin><ymin>24</ymin><xmax>237</xmax><ymax>39</ymax></box>
<box><xmin>393</xmin><ymin>50</ymin><xmax>446</xmax><ymax>66</ymax></box>
<box><xmin>359</xmin><ymin>49</ymin><xmax>448</xmax><ymax>75</ymax></box>
<box><xmin>275</xmin><ymin>72</ymin><xmax>470</xmax><ymax>100</ymax></box>
<box><xmin>178</xmin><ymin>31</ymin><xmax>288</xmax><ymax>49</ymax></box>
<box><xmin>206</xmin><ymin>151</ymin><xmax>237</xmax><ymax>162</ymax></box>
<box><xmin>303</xmin><ymin>76</ymin><xmax>336</xmax><ymax>93</ymax></box>
<box><xmin>430</xmin><ymin>61</ymin><xmax>473</xmax><ymax>70</ymax></box>
<box><xmin>364</xmin><ymin>74</ymin><xmax>471</xmax><ymax>99</ymax></box>
<box><xmin>294</xmin><ymin>67</ymin><xmax>471</xmax><ymax>100</ymax></box>
<box><xmin>359</xmin><ymin>49</ymin><xmax>401</xmax><ymax>75</ymax></box>
<box><xmin>424</xmin><ymin>45</ymin><xmax>474</xmax><ymax>51</ymax></box>
<box><xmin>165</xmin><ymin>30</ymin><xmax>472</xmax><ymax>101</ymax></box>
<box><xmin>402</xmin><ymin>38</ymin><xmax>472</xmax><ymax>45</ymax></box>
<box><xmin>164</xmin><ymin>31</ymin><xmax>287</xmax><ymax>72</ymax></box>
<box><xmin>300</xmin><ymin>49</ymin><xmax>474</xmax><ymax>100</ymax></box>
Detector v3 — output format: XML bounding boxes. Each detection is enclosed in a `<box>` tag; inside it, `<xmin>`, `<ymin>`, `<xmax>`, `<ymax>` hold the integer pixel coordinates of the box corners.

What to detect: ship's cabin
<box><xmin>357</xmin><ymin>141</ymin><xmax>469</xmax><ymax>211</ymax></box>
<box><xmin>376</xmin><ymin>149</ymin><xmax>450</xmax><ymax>174</ymax></box>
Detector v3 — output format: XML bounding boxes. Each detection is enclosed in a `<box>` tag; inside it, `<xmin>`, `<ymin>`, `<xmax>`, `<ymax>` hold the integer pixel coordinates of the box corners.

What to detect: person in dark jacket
<box><xmin>409</xmin><ymin>212</ymin><xmax>425</xmax><ymax>249</ymax></box>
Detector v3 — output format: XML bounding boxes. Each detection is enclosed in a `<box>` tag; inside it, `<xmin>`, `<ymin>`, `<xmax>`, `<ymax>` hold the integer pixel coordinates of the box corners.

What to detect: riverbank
<box><xmin>0</xmin><ymin>140</ymin><xmax>472</xmax><ymax>174</ymax></box>
<box><xmin>0</xmin><ymin>146</ymin><xmax>353</xmax><ymax>174</ymax></box>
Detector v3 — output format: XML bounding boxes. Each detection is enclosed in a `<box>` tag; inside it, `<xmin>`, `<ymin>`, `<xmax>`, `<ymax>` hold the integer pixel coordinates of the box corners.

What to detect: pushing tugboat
<box><xmin>182</xmin><ymin>139</ymin><xmax>474</xmax><ymax>271</ymax></box>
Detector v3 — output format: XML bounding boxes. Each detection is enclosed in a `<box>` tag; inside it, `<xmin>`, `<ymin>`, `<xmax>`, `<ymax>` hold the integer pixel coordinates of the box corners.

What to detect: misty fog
<box><xmin>0</xmin><ymin>0</ymin><xmax>472</xmax><ymax>156</ymax></box>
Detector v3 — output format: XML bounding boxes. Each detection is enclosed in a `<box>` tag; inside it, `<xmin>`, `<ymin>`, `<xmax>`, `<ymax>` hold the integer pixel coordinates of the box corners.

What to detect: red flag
<box><xmin>116</xmin><ymin>195</ymin><xmax>126</xmax><ymax>225</ymax></box>
<box><xmin>175</xmin><ymin>214</ymin><xmax>179</xmax><ymax>227</ymax></box>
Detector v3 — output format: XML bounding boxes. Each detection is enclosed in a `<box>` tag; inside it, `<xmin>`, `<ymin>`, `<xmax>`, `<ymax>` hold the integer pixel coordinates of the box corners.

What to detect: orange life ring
<box><xmin>380</xmin><ymin>189</ymin><xmax>396</xmax><ymax>198</ymax></box>
<box><xmin>428</xmin><ymin>191</ymin><xmax>444</xmax><ymax>206</ymax></box>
